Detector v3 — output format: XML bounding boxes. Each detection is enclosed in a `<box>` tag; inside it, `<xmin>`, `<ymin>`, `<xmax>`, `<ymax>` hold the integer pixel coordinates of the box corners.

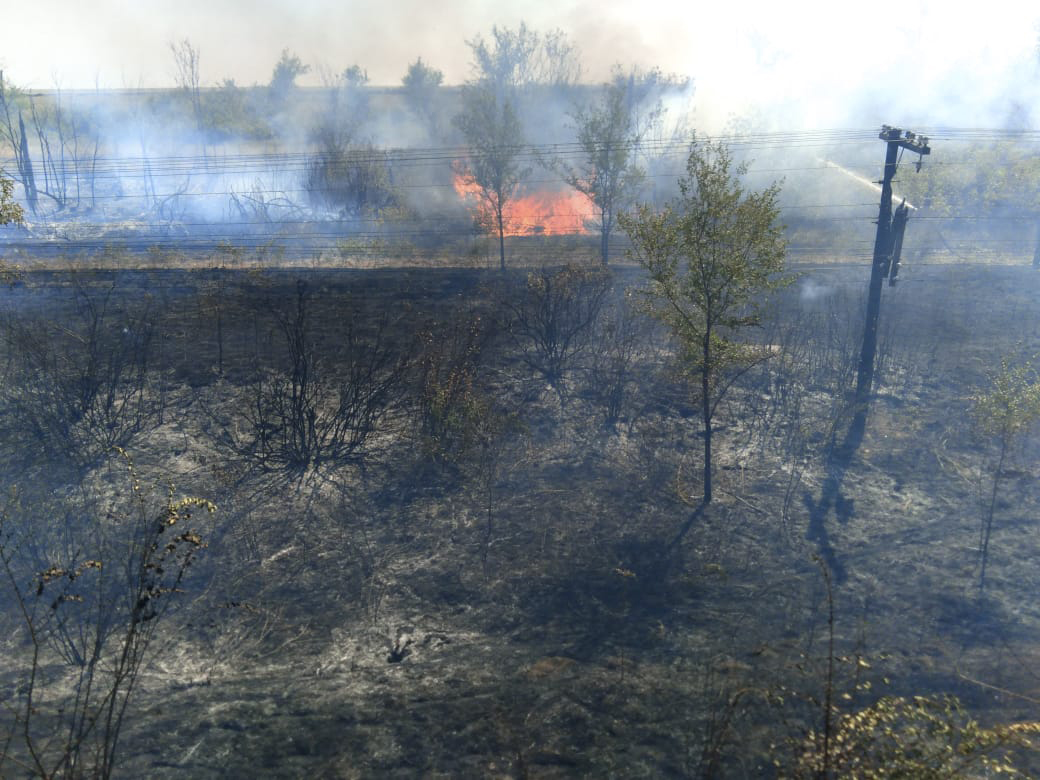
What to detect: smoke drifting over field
<box><xmin>1</xmin><ymin>4</ymin><xmax>1040</xmax><ymax>265</ymax></box>
<box><xmin>3</xmin><ymin>1</ymin><xmax>1039</xmax><ymax>127</ymax></box>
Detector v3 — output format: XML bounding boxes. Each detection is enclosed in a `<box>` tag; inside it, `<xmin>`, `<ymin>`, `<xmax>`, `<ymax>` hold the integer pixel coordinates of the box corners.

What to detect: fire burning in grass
<box><xmin>452</xmin><ymin>171</ymin><xmax>594</xmax><ymax>236</ymax></box>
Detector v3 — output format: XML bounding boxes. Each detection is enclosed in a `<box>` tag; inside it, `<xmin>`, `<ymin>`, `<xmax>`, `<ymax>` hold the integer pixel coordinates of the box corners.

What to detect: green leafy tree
<box><xmin>0</xmin><ymin>174</ymin><xmax>23</xmax><ymax>285</ymax></box>
<box><xmin>341</xmin><ymin>64</ymin><xmax>368</xmax><ymax>88</ymax></box>
<box><xmin>466</xmin><ymin>23</ymin><xmax>580</xmax><ymax>93</ymax></box>
<box><xmin>900</xmin><ymin>140</ymin><xmax>1040</xmax><ymax>219</ymax></box>
<box><xmin>338</xmin><ymin>64</ymin><xmax>370</xmax><ymax>116</ymax></box>
<box><xmin>0</xmin><ymin>174</ymin><xmax>24</xmax><ymax>225</ymax></box>
<box><xmin>203</xmin><ymin>79</ymin><xmax>272</xmax><ymax>141</ymax></box>
<box><xmin>305</xmin><ymin>131</ymin><xmax>398</xmax><ymax>218</ymax></box>
<box><xmin>453</xmin><ymin>24</ymin><xmax>580</xmax><ymax>269</ymax></box>
<box><xmin>401</xmin><ymin>57</ymin><xmax>443</xmax><ymax>129</ymax></box>
<box><xmin>972</xmin><ymin>356</ymin><xmax>1040</xmax><ymax>589</ymax></box>
<box><xmin>782</xmin><ymin>694</ymin><xmax>1040</xmax><ymax>778</ymax></box>
<box><xmin>269</xmin><ymin>49</ymin><xmax>309</xmax><ymax>103</ymax></box>
<box><xmin>621</xmin><ymin>140</ymin><xmax>786</xmax><ymax>504</ymax></box>
<box><xmin>898</xmin><ymin>140</ymin><xmax>1040</xmax><ymax>266</ymax></box>
<box><xmin>557</xmin><ymin>77</ymin><xmax>659</xmax><ymax>265</ymax></box>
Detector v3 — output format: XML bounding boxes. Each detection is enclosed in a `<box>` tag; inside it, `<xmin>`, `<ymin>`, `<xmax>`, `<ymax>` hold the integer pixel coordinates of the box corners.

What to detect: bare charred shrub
<box><xmin>586</xmin><ymin>288</ymin><xmax>652</xmax><ymax>429</ymax></box>
<box><xmin>414</xmin><ymin>310</ymin><xmax>494</xmax><ymax>465</ymax></box>
<box><xmin>2</xmin><ymin>282</ymin><xmax>160</xmax><ymax>465</ymax></box>
<box><xmin>496</xmin><ymin>264</ymin><xmax>611</xmax><ymax>392</ymax></box>
<box><xmin>462</xmin><ymin>402</ymin><xmax>526</xmax><ymax>582</ymax></box>
<box><xmin>314</xmin><ymin>489</ymin><xmax>400</xmax><ymax>624</ymax></box>
<box><xmin>410</xmin><ymin>306</ymin><xmax>524</xmax><ymax>575</ymax></box>
<box><xmin>802</xmin><ymin>285</ymin><xmax>863</xmax><ymax>394</ymax></box>
<box><xmin>728</xmin><ymin>302</ymin><xmax>826</xmax><ymax>518</ymax></box>
<box><xmin>236</xmin><ymin>280</ymin><xmax>410</xmax><ymax>472</ymax></box>
<box><xmin>0</xmin><ymin>450</ymin><xmax>213</xmax><ymax>779</ymax></box>
<box><xmin>194</xmin><ymin>253</ymin><xmax>237</xmax><ymax>380</ymax></box>
<box><xmin>305</xmin><ymin>126</ymin><xmax>399</xmax><ymax>218</ymax></box>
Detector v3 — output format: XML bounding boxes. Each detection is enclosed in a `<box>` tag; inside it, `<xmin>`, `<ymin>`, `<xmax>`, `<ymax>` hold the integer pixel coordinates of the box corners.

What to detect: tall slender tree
<box><xmin>401</xmin><ymin>57</ymin><xmax>444</xmax><ymax>131</ymax></box>
<box><xmin>453</xmin><ymin>88</ymin><xmax>528</xmax><ymax>271</ymax></box>
<box><xmin>269</xmin><ymin>49</ymin><xmax>309</xmax><ymax>105</ymax></box>
<box><xmin>453</xmin><ymin>23</ymin><xmax>580</xmax><ymax>270</ymax></box>
<box><xmin>170</xmin><ymin>39</ymin><xmax>203</xmax><ymax>134</ymax></box>
<box><xmin>621</xmin><ymin>140</ymin><xmax>786</xmax><ymax>504</ymax></box>
<box><xmin>972</xmin><ymin>356</ymin><xmax>1040</xmax><ymax>590</ymax></box>
<box><xmin>556</xmin><ymin>80</ymin><xmax>656</xmax><ymax>265</ymax></box>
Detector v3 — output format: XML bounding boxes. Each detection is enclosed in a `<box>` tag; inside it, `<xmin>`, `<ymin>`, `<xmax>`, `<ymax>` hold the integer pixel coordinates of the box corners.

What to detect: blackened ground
<box><xmin>1</xmin><ymin>259</ymin><xmax>1039</xmax><ymax>777</ymax></box>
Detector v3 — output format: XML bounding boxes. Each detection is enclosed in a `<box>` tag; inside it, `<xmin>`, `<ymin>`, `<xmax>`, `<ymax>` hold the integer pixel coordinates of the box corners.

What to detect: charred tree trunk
<box><xmin>30</xmin><ymin>99</ymin><xmax>66</xmax><ymax>209</ymax></box>
<box><xmin>979</xmin><ymin>437</ymin><xmax>1007</xmax><ymax>591</ymax></box>
<box><xmin>17</xmin><ymin>113</ymin><xmax>38</xmax><ymax>215</ymax></box>
<box><xmin>0</xmin><ymin>73</ymin><xmax>39</xmax><ymax>215</ymax></box>
<box><xmin>496</xmin><ymin>203</ymin><xmax>506</xmax><ymax>271</ymax></box>
<box><xmin>702</xmin><ymin>330</ymin><xmax>713</xmax><ymax>504</ymax></box>
<box><xmin>216</xmin><ymin>306</ymin><xmax>224</xmax><ymax>376</ymax></box>
<box><xmin>1033</xmin><ymin>219</ymin><xmax>1040</xmax><ymax>269</ymax></box>
<box><xmin>89</xmin><ymin>135</ymin><xmax>100</xmax><ymax>210</ymax></box>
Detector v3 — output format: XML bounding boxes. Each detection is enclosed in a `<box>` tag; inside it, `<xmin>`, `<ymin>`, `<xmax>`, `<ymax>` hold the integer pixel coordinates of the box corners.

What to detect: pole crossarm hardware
<box><xmin>879</xmin><ymin>124</ymin><xmax>931</xmax><ymax>158</ymax></box>
<box><xmin>853</xmin><ymin>125</ymin><xmax>931</xmax><ymax>427</ymax></box>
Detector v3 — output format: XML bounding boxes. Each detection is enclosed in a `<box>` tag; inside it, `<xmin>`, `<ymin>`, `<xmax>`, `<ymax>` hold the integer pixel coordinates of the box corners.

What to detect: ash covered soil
<box><xmin>2</xmin><ymin>261</ymin><xmax>1040</xmax><ymax>777</ymax></box>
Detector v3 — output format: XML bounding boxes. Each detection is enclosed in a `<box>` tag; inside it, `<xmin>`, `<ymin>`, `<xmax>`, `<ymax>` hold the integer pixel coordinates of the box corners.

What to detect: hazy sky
<box><xmin>2</xmin><ymin>0</ymin><xmax>1038</xmax><ymax>129</ymax></box>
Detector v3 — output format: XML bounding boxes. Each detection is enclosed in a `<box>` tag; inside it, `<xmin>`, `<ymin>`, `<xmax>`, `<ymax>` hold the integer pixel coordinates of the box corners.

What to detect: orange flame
<box><xmin>453</xmin><ymin>171</ymin><xmax>594</xmax><ymax>236</ymax></box>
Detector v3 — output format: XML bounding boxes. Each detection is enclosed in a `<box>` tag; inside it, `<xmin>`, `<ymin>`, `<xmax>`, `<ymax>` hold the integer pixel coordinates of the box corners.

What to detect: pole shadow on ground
<box><xmin>802</xmin><ymin>409</ymin><xmax>869</xmax><ymax>584</ymax></box>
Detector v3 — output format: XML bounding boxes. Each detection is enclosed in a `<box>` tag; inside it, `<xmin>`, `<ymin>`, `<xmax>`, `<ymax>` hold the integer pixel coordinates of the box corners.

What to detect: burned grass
<box><xmin>1</xmin><ymin>261</ymin><xmax>1039</xmax><ymax>775</ymax></box>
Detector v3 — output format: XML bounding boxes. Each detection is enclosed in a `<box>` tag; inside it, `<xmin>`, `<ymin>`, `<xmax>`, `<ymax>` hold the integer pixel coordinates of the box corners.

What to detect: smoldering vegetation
<box><xmin>3</xmin><ymin>75</ymin><xmax>1039</xmax><ymax>270</ymax></box>
<box><xmin>0</xmin><ymin>31</ymin><xmax>695</xmax><ymax>264</ymax></box>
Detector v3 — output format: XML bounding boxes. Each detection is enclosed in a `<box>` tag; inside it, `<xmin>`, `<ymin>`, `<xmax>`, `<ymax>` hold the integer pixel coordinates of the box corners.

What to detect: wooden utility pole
<box><xmin>853</xmin><ymin>126</ymin><xmax>930</xmax><ymax>421</ymax></box>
